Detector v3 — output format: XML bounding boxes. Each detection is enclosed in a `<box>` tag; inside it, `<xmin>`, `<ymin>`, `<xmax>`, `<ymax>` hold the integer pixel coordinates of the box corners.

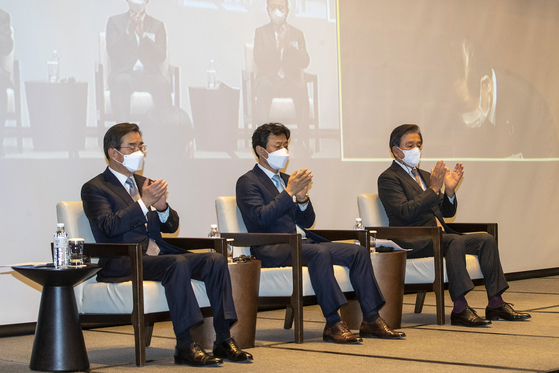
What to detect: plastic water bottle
<box><xmin>353</xmin><ymin>218</ymin><xmax>364</xmax><ymax>230</ymax></box>
<box><xmin>208</xmin><ymin>224</ymin><xmax>219</xmax><ymax>252</ymax></box>
<box><xmin>208</xmin><ymin>224</ymin><xmax>220</xmax><ymax>238</ymax></box>
<box><xmin>47</xmin><ymin>50</ymin><xmax>60</xmax><ymax>83</ymax></box>
<box><xmin>206</xmin><ymin>60</ymin><xmax>217</xmax><ymax>89</ymax></box>
<box><xmin>353</xmin><ymin>218</ymin><xmax>364</xmax><ymax>245</ymax></box>
<box><xmin>53</xmin><ymin>223</ymin><xmax>68</xmax><ymax>268</ymax></box>
<box><xmin>369</xmin><ymin>230</ymin><xmax>377</xmax><ymax>253</ymax></box>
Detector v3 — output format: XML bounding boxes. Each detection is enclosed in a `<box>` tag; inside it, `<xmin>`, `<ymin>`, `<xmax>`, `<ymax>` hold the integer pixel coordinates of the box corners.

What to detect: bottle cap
<box><xmin>210</xmin><ymin>224</ymin><xmax>218</xmax><ymax>228</ymax></box>
<box><xmin>57</xmin><ymin>223</ymin><xmax>64</xmax><ymax>228</ymax></box>
<box><xmin>356</xmin><ymin>218</ymin><xmax>362</xmax><ymax>222</ymax></box>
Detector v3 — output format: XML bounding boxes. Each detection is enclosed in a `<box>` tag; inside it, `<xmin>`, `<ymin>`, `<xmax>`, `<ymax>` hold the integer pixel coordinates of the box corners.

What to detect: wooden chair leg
<box><xmin>284</xmin><ymin>305</ymin><xmax>294</xmax><ymax>329</ymax></box>
<box><xmin>145</xmin><ymin>322</ymin><xmax>155</xmax><ymax>347</ymax></box>
<box><xmin>414</xmin><ymin>291</ymin><xmax>427</xmax><ymax>313</ymax></box>
<box><xmin>434</xmin><ymin>288</ymin><xmax>445</xmax><ymax>325</ymax></box>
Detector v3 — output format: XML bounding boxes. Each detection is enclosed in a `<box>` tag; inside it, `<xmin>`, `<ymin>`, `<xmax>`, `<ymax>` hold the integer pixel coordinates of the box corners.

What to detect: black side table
<box><xmin>12</xmin><ymin>265</ymin><xmax>101</xmax><ymax>372</ymax></box>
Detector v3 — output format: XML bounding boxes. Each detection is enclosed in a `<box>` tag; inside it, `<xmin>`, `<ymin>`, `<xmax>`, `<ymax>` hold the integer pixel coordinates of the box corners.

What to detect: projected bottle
<box><xmin>47</xmin><ymin>50</ymin><xmax>60</xmax><ymax>83</ymax></box>
<box><xmin>53</xmin><ymin>223</ymin><xmax>68</xmax><ymax>268</ymax></box>
<box><xmin>206</xmin><ymin>60</ymin><xmax>217</xmax><ymax>89</ymax></box>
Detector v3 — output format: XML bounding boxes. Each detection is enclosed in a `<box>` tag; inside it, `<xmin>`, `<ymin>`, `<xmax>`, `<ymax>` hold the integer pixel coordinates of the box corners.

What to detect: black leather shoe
<box><xmin>486</xmin><ymin>303</ymin><xmax>531</xmax><ymax>321</ymax></box>
<box><xmin>213</xmin><ymin>337</ymin><xmax>253</xmax><ymax>362</ymax></box>
<box><xmin>323</xmin><ymin>320</ymin><xmax>362</xmax><ymax>344</ymax></box>
<box><xmin>174</xmin><ymin>343</ymin><xmax>222</xmax><ymax>366</ymax></box>
<box><xmin>359</xmin><ymin>317</ymin><xmax>406</xmax><ymax>339</ymax></box>
<box><xmin>451</xmin><ymin>307</ymin><xmax>492</xmax><ymax>327</ymax></box>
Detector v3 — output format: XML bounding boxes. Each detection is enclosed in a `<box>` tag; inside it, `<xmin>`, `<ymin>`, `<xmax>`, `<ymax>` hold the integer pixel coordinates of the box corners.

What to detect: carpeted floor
<box><xmin>1</xmin><ymin>276</ymin><xmax>559</xmax><ymax>372</ymax></box>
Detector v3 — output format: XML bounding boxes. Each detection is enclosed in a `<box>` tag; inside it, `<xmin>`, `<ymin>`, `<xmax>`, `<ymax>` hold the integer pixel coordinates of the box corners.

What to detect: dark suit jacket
<box><xmin>105</xmin><ymin>12</ymin><xmax>167</xmax><ymax>80</ymax></box>
<box><xmin>253</xmin><ymin>22</ymin><xmax>310</xmax><ymax>82</ymax></box>
<box><xmin>236</xmin><ymin>164</ymin><xmax>327</xmax><ymax>266</ymax></box>
<box><xmin>81</xmin><ymin>167</ymin><xmax>183</xmax><ymax>281</ymax></box>
<box><xmin>377</xmin><ymin>161</ymin><xmax>459</xmax><ymax>254</ymax></box>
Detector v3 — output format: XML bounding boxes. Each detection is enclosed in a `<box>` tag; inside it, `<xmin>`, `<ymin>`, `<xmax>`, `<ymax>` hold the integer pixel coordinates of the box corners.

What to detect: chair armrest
<box><xmin>163</xmin><ymin>237</ymin><xmax>228</xmax><ymax>257</ymax></box>
<box><xmin>446</xmin><ymin>223</ymin><xmax>498</xmax><ymax>242</ymax></box>
<box><xmin>309</xmin><ymin>229</ymin><xmax>369</xmax><ymax>248</ymax></box>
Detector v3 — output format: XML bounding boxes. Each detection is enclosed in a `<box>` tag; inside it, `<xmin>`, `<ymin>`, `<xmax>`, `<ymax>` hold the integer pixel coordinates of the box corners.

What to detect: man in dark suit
<box><xmin>378</xmin><ymin>124</ymin><xmax>531</xmax><ymax>327</ymax></box>
<box><xmin>236</xmin><ymin>123</ymin><xmax>405</xmax><ymax>343</ymax></box>
<box><xmin>253</xmin><ymin>0</ymin><xmax>310</xmax><ymax>126</ymax></box>
<box><xmin>81</xmin><ymin>123</ymin><xmax>252</xmax><ymax>366</ymax></box>
<box><xmin>106</xmin><ymin>0</ymin><xmax>172</xmax><ymax>122</ymax></box>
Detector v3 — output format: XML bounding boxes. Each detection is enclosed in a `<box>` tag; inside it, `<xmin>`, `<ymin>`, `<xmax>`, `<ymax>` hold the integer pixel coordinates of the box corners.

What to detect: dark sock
<box><xmin>325</xmin><ymin>312</ymin><xmax>341</xmax><ymax>327</ymax></box>
<box><xmin>488</xmin><ymin>294</ymin><xmax>504</xmax><ymax>308</ymax></box>
<box><xmin>176</xmin><ymin>328</ymin><xmax>193</xmax><ymax>349</ymax></box>
<box><xmin>363</xmin><ymin>311</ymin><xmax>380</xmax><ymax>324</ymax></box>
<box><xmin>214</xmin><ymin>320</ymin><xmax>231</xmax><ymax>345</ymax></box>
<box><xmin>453</xmin><ymin>294</ymin><xmax>468</xmax><ymax>313</ymax></box>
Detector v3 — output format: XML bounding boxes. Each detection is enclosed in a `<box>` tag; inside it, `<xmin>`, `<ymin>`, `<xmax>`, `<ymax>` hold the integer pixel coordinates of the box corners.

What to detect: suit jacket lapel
<box><xmin>391</xmin><ymin>161</ymin><xmax>424</xmax><ymax>194</ymax></box>
<box><xmin>102</xmin><ymin>168</ymin><xmax>135</xmax><ymax>205</ymax></box>
<box><xmin>253</xmin><ymin>164</ymin><xmax>281</xmax><ymax>196</ymax></box>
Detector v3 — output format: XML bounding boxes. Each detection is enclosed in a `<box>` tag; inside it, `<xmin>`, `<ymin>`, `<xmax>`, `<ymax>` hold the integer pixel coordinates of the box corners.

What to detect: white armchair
<box><xmin>215</xmin><ymin>196</ymin><xmax>368</xmax><ymax>343</ymax></box>
<box><xmin>357</xmin><ymin>193</ymin><xmax>488</xmax><ymax>325</ymax></box>
<box><xmin>56</xmin><ymin>201</ymin><xmax>223</xmax><ymax>366</ymax></box>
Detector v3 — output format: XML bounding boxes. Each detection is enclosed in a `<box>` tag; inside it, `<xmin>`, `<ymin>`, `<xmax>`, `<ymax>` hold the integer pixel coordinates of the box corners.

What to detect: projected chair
<box><xmin>56</xmin><ymin>201</ymin><xmax>226</xmax><ymax>367</ymax></box>
<box><xmin>215</xmin><ymin>196</ymin><xmax>368</xmax><ymax>343</ymax></box>
<box><xmin>357</xmin><ymin>193</ymin><xmax>490</xmax><ymax>325</ymax></box>
<box><xmin>95</xmin><ymin>32</ymin><xmax>181</xmax><ymax>130</ymax></box>
<box><xmin>241</xmin><ymin>43</ymin><xmax>318</xmax><ymax>131</ymax></box>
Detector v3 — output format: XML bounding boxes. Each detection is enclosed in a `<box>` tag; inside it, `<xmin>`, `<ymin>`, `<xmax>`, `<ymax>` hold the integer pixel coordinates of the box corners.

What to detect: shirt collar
<box><xmin>395</xmin><ymin>160</ymin><xmax>417</xmax><ymax>178</ymax></box>
<box><xmin>109</xmin><ymin>167</ymin><xmax>134</xmax><ymax>188</ymax></box>
<box><xmin>257</xmin><ymin>163</ymin><xmax>281</xmax><ymax>181</ymax></box>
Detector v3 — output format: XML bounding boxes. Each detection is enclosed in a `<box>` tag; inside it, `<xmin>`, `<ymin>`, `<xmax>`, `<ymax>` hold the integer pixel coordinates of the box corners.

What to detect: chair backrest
<box><xmin>56</xmin><ymin>201</ymin><xmax>96</xmax><ymax>243</ymax></box>
<box><xmin>244</xmin><ymin>43</ymin><xmax>257</xmax><ymax>75</ymax></box>
<box><xmin>357</xmin><ymin>193</ymin><xmax>389</xmax><ymax>227</ymax></box>
<box><xmin>215</xmin><ymin>196</ymin><xmax>247</xmax><ymax>233</ymax></box>
<box><xmin>98</xmin><ymin>32</ymin><xmax>170</xmax><ymax>89</ymax></box>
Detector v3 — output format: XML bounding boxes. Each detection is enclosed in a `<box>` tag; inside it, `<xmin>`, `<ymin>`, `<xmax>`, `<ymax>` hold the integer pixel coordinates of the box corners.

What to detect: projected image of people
<box><xmin>106</xmin><ymin>0</ymin><xmax>172</xmax><ymax>123</ymax></box>
<box><xmin>450</xmin><ymin>39</ymin><xmax>559</xmax><ymax>159</ymax></box>
<box><xmin>253</xmin><ymin>0</ymin><xmax>311</xmax><ymax>129</ymax></box>
<box><xmin>0</xmin><ymin>8</ymin><xmax>13</xmax><ymax>156</ymax></box>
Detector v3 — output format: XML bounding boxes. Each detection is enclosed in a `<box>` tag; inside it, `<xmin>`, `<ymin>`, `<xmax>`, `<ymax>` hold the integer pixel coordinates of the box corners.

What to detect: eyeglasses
<box><xmin>119</xmin><ymin>144</ymin><xmax>147</xmax><ymax>153</ymax></box>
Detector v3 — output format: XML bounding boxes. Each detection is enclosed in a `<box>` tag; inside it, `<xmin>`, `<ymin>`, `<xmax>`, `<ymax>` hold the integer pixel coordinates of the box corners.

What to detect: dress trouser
<box><xmin>142</xmin><ymin>251</ymin><xmax>237</xmax><ymax>336</ymax></box>
<box><xmin>254</xmin><ymin>239</ymin><xmax>385</xmax><ymax>318</ymax></box>
<box><xmin>442</xmin><ymin>232</ymin><xmax>509</xmax><ymax>301</ymax></box>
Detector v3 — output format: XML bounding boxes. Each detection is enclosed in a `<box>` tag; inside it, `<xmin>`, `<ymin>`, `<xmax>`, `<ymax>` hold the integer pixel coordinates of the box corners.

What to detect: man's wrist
<box><xmin>297</xmin><ymin>194</ymin><xmax>310</xmax><ymax>204</ymax></box>
<box><xmin>156</xmin><ymin>203</ymin><xmax>169</xmax><ymax>212</ymax></box>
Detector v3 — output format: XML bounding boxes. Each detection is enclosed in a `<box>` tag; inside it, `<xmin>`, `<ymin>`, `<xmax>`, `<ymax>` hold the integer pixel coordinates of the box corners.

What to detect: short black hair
<box><xmin>252</xmin><ymin>123</ymin><xmax>290</xmax><ymax>154</ymax></box>
<box><xmin>389</xmin><ymin>124</ymin><xmax>422</xmax><ymax>156</ymax></box>
<box><xmin>103</xmin><ymin>122</ymin><xmax>141</xmax><ymax>160</ymax></box>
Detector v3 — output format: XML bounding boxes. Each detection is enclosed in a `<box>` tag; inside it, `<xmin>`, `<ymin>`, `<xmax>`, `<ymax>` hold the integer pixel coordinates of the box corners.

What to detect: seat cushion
<box><xmin>405</xmin><ymin>254</ymin><xmax>483</xmax><ymax>284</ymax></box>
<box><xmin>75</xmin><ymin>277</ymin><xmax>210</xmax><ymax>314</ymax></box>
<box><xmin>259</xmin><ymin>265</ymin><xmax>352</xmax><ymax>297</ymax></box>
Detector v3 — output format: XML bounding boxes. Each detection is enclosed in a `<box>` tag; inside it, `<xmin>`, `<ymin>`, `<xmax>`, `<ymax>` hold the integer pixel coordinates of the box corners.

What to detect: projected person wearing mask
<box><xmin>236</xmin><ymin>123</ymin><xmax>405</xmax><ymax>343</ymax></box>
<box><xmin>377</xmin><ymin>124</ymin><xmax>531</xmax><ymax>327</ymax></box>
<box><xmin>81</xmin><ymin>123</ymin><xmax>253</xmax><ymax>366</ymax></box>
<box><xmin>105</xmin><ymin>0</ymin><xmax>172</xmax><ymax>122</ymax></box>
<box><xmin>253</xmin><ymin>0</ymin><xmax>310</xmax><ymax>127</ymax></box>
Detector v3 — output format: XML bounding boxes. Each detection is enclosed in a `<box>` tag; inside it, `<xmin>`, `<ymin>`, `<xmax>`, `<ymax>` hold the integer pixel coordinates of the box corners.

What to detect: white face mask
<box><xmin>115</xmin><ymin>150</ymin><xmax>145</xmax><ymax>173</ymax></box>
<box><xmin>128</xmin><ymin>0</ymin><xmax>147</xmax><ymax>13</ymax></box>
<box><xmin>398</xmin><ymin>146</ymin><xmax>421</xmax><ymax>168</ymax></box>
<box><xmin>269</xmin><ymin>9</ymin><xmax>287</xmax><ymax>26</ymax></box>
<box><xmin>265</xmin><ymin>148</ymin><xmax>289</xmax><ymax>170</ymax></box>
